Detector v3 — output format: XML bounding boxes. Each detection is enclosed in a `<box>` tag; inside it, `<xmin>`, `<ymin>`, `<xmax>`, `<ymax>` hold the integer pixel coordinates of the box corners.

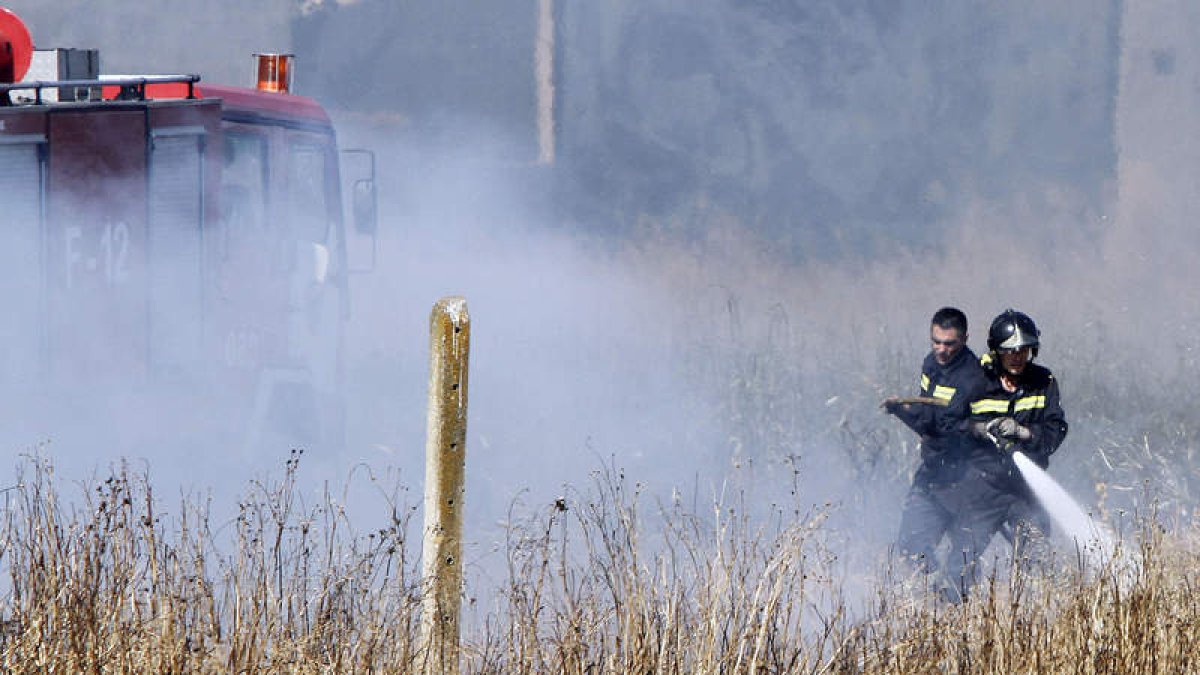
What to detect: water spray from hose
<box><xmin>1011</xmin><ymin>451</ymin><xmax>1118</xmax><ymax>570</ymax></box>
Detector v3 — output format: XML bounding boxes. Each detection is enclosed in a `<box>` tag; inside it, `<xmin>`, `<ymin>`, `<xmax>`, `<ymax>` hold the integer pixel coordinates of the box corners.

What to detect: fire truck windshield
<box><xmin>288</xmin><ymin>141</ymin><xmax>332</xmax><ymax>246</ymax></box>
<box><xmin>221</xmin><ymin>131</ymin><xmax>268</xmax><ymax>249</ymax></box>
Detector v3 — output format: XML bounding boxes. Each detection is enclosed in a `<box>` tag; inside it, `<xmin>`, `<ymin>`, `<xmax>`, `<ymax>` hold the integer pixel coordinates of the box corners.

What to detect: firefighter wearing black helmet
<box><xmin>947</xmin><ymin>309</ymin><xmax>1068</xmax><ymax>598</ymax></box>
<box><xmin>971</xmin><ymin>310</ymin><xmax>1067</xmax><ymax>469</ymax></box>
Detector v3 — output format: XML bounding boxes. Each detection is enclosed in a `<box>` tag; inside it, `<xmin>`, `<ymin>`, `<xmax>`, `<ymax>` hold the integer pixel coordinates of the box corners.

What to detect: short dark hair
<box><xmin>931</xmin><ymin>307</ymin><xmax>968</xmax><ymax>335</ymax></box>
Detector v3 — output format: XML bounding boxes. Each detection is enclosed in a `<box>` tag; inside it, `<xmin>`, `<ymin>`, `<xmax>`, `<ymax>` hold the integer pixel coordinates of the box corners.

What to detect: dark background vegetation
<box><xmin>294</xmin><ymin>0</ymin><xmax>1122</xmax><ymax>257</ymax></box>
<box><xmin>7</xmin><ymin>0</ymin><xmax>1128</xmax><ymax>257</ymax></box>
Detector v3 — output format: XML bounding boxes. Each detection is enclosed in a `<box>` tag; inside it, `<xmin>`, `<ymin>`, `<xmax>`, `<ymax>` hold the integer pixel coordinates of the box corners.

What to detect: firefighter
<box><xmin>950</xmin><ymin>309</ymin><xmax>1068</xmax><ymax>596</ymax></box>
<box><xmin>883</xmin><ymin>307</ymin><xmax>988</xmax><ymax>591</ymax></box>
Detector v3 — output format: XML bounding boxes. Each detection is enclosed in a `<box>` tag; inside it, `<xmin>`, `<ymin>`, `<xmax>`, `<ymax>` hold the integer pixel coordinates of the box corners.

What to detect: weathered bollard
<box><xmin>420</xmin><ymin>297</ymin><xmax>470</xmax><ymax>674</ymax></box>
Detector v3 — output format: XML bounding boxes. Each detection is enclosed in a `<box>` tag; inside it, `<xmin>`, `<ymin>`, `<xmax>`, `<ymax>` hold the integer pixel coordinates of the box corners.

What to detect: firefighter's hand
<box><xmin>989</xmin><ymin>417</ymin><xmax>1031</xmax><ymax>441</ymax></box>
<box><xmin>993</xmin><ymin>439</ymin><xmax>1017</xmax><ymax>456</ymax></box>
<box><xmin>881</xmin><ymin>397</ymin><xmax>905</xmax><ymax>414</ymax></box>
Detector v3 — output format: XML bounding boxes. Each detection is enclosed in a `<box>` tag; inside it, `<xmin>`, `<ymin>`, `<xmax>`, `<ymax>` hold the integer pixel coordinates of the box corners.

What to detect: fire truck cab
<box><xmin>0</xmin><ymin>8</ymin><xmax>375</xmax><ymax>454</ymax></box>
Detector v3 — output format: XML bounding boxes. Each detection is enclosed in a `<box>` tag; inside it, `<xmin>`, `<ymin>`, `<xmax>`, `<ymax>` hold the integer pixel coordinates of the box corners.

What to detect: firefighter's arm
<box><xmin>937</xmin><ymin>375</ymin><xmax>984</xmax><ymax>441</ymax></box>
<box><xmin>882</xmin><ymin>396</ymin><xmax>932</xmax><ymax>435</ymax></box>
<box><xmin>1023</xmin><ymin>377</ymin><xmax>1068</xmax><ymax>466</ymax></box>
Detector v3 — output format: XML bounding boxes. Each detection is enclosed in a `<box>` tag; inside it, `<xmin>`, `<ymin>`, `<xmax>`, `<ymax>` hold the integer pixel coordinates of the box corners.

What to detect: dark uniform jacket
<box><xmin>966</xmin><ymin>360</ymin><xmax>1068</xmax><ymax>476</ymax></box>
<box><xmin>892</xmin><ymin>346</ymin><xmax>987</xmax><ymax>479</ymax></box>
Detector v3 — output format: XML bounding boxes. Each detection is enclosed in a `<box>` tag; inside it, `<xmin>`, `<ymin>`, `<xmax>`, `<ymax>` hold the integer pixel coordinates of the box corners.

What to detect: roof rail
<box><xmin>0</xmin><ymin>74</ymin><xmax>201</xmax><ymax>104</ymax></box>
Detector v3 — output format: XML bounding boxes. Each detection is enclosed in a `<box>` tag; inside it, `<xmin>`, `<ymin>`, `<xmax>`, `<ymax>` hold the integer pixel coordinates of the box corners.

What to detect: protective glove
<box><xmin>880</xmin><ymin>397</ymin><xmax>905</xmax><ymax>415</ymax></box>
<box><xmin>976</xmin><ymin>420</ymin><xmax>1016</xmax><ymax>454</ymax></box>
<box><xmin>988</xmin><ymin>417</ymin><xmax>1031</xmax><ymax>441</ymax></box>
<box><xmin>969</xmin><ymin>421</ymin><xmax>992</xmax><ymax>439</ymax></box>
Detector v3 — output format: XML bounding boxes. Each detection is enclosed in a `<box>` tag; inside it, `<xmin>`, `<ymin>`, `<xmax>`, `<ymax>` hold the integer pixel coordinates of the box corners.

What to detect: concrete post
<box><xmin>420</xmin><ymin>296</ymin><xmax>470</xmax><ymax>675</ymax></box>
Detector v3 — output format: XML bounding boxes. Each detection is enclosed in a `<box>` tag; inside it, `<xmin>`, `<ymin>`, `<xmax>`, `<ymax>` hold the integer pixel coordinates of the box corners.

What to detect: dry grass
<box><xmin>0</xmin><ymin>449</ymin><xmax>424</xmax><ymax>673</ymax></box>
<box><xmin>0</xmin><ymin>448</ymin><xmax>1197</xmax><ymax>673</ymax></box>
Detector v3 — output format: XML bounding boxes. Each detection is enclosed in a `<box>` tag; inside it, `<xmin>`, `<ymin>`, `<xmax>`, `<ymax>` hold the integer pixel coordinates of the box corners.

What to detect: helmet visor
<box><xmin>996</xmin><ymin>325</ymin><xmax>1037</xmax><ymax>352</ymax></box>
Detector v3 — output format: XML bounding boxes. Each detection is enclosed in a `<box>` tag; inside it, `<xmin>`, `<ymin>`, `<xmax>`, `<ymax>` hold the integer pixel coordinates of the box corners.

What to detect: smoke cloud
<box><xmin>4</xmin><ymin>0</ymin><xmax>1199</xmax><ymax>592</ymax></box>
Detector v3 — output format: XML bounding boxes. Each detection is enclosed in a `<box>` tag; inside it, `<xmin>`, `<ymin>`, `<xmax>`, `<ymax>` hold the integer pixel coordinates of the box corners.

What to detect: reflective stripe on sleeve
<box><xmin>971</xmin><ymin>399</ymin><xmax>1010</xmax><ymax>414</ymax></box>
<box><xmin>933</xmin><ymin>385</ymin><xmax>956</xmax><ymax>401</ymax></box>
<box><xmin>921</xmin><ymin>374</ymin><xmax>930</xmax><ymax>391</ymax></box>
<box><xmin>1014</xmin><ymin>395</ymin><xmax>1046</xmax><ymax>412</ymax></box>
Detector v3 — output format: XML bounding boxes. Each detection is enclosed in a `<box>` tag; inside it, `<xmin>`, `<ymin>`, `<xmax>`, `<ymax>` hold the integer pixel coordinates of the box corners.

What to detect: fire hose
<box><xmin>890</xmin><ymin>396</ymin><xmax>949</xmax><ymax>407</ymax></box>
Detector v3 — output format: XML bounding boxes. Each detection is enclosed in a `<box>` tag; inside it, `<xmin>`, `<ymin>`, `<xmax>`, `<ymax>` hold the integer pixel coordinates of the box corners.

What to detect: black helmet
<box><xmin>987</xmin><ymin>309</ymin><xmax>1040</xmax><ymax>355</ymax></box>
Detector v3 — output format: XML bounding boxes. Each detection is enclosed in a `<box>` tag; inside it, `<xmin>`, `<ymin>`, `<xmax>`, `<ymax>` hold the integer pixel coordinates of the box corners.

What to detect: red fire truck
<box><xmin>0</xmin><ymin>8</ymin><xmax>376</xmax><ymax>454</ymax></box>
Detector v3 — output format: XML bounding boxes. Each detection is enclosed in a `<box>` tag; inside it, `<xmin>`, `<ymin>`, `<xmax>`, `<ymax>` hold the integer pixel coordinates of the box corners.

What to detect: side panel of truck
<box><xmin>46</xmin><ymin>109</ymin><xmax>149</xmax><ymax>383</ymax></box>
<box><xmin>0</xmin><ymin>93</ymin><xmax>348</xmax><ymax>451</ymax></box>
